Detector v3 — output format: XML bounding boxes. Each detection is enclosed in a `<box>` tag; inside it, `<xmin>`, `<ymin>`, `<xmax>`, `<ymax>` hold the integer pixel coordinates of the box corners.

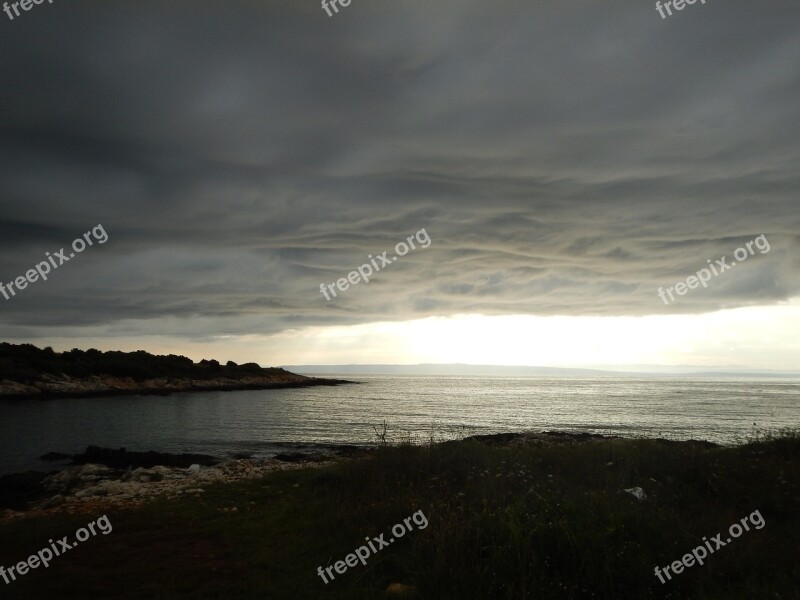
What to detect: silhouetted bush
<box><xmin>0</xmin><ymin>342</ymin><xmax>275</xmax><ymax>383</ymax></box>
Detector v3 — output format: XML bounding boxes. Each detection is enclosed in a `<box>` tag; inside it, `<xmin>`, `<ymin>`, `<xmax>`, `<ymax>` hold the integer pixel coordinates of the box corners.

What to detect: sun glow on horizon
<box><xmin>34</xmin><ymin>300</ymin><xmax>800</xmax><ymax>371</ymax></box>
<box><xmin>260</xmin><ymin>299</ymin><xmax>800</xmax><ymax>370</ymax></box>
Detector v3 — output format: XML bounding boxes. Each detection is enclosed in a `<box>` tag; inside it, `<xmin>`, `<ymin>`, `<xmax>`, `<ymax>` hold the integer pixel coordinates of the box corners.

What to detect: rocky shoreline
<box><xmin>0</xmin><ymin>431</ymin><xmax>723</xmax><ymax>522</ymax></box>
<box><xmin>460</xmin><ymin>430</ymin><xmax>720</xmax><ymax>448</ymax></box>
<box><xmin>0</xmin><ymin>460</ymin><xmax>330</xmax><ymax>520</ymax></box>
<box><xmin>0</xmin><ymin>372</ymin><xmax>353</xmax><ymax>400</ymax></box>
<box><xmin>0</xmin><ymin>445</ymin><xmax>372</xmax><ymax>521</ymax></box>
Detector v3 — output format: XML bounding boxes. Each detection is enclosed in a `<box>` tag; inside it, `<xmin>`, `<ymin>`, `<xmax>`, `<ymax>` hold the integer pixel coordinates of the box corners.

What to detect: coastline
<box><xmin>0</xmin><ymin>430</ymin><xmax>720</xmax><ymax>519</ymax></box>
<box><xmin>0</xmin><ymin>443</ymin><xmax>372</xmax><ymax>521</ymax></box>
<box><xmin>0</xmin><ymin>374</ymin><xmax>355</xmax><ymax>401</ymax></box>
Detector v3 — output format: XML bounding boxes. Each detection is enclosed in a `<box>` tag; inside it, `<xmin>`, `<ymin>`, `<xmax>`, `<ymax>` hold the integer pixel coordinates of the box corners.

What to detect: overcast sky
<box><xmin>1</xmin><ymin>1</ymin><xmax>798</xmax><ymax>370</ymax></box>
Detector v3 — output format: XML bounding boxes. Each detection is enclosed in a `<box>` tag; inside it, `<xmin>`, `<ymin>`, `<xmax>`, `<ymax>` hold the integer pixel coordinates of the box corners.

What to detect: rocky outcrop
<box><xmin>0</xmin><ymin>380</ymin><xmax>42</xmax><ymax>396</ymax></box>
<box><xmin>1</xmin><ymin>458</ymin><xmax>336</xmax><ymax>519</ymax></box>
<box><xmin>462</xmin><ymin>430</ymin><xmax>721</xmax><ymax>448</ymax></box>
<box><xmin>461</xmin><ymin>431</ymin><xmax>619</xmax><ymax>447</ymax></box>
<box><xmin>68</xmin><ymin>446</ymin><xmax>218</xmax><ymax>469</ymax></box>
<box><xmin>1</xmin><ymin>443</ymin><xmax>372</xmax><ymax>518</ymax></box>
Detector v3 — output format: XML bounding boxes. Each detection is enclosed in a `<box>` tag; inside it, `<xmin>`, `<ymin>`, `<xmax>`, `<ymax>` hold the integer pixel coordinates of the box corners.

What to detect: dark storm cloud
<box><xmin>0</xmin><ymin>0</ymin><xmax>799</xmax><ymax>340</ymax></box>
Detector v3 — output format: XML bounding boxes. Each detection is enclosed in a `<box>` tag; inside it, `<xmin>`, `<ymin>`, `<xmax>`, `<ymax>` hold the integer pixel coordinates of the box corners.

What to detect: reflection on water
<box><xmin>1</xmin><ymin>375</ymin><xmax>798</xmax><ymax>475</ymax></box>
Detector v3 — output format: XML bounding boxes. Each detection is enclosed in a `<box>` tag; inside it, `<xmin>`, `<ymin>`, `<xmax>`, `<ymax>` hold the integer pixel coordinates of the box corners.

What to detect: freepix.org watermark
<box><xmin>657</xmin><ymin>234</ymin><xmax>770</xmax><ymax>305</ymax></box>
<box><xmin>319</xmin><ymin>228</ymin><xmax>431</xmax><ymax>301</ymax></box>
<box><xmin>654</xmin><ymin>509</ymin><xmax>764</xmax><ymax>584</ymax></box>
<box><xmin>3</xmin><ymin>0</ymin><xmax>54</xmax><ymax>22</ymax></box>
<box><xmin>0</xmin><ymin>224</ymin><xmax>109</xmax><ymax>302</ymax></box>
<box><xmin>1</xmin><ymin>514</ymin><xmax>112</xmax><ymax>585</ymax></box>
<box><xmin>316</xmin><ymin>510</ymin><xmax>428</xmax><ymax>584</ymax></box>
<box><xmin>321</xmin><ymin>0</ymin><xmax>352</xmax><ymax>17</ymax></box>
<box><xmin>655</xmin><ymin>0</ymin><xmax>708</xmax><ymax>20</ymax></box>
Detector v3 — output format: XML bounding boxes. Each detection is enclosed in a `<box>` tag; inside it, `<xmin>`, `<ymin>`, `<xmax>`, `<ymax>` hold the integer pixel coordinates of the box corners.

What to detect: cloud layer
<box><xmin>1</xmin><ymin>0</ymin><xmax>799</xmax><ymax>342</ymax></box>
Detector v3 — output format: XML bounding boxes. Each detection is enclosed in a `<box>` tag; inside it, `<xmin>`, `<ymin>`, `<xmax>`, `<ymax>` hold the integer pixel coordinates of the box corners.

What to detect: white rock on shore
<box><xmin>18</xmin><ymin>458</ymin><xmax>335</xmax><ymax>516</ymax></box>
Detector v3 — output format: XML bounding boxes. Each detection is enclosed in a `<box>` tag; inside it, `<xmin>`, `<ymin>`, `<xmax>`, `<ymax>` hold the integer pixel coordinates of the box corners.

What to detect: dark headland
<box><xmin>0</xmin><ymin>343</ymin><xmax>352</xmax><ymax>400</ymax></box>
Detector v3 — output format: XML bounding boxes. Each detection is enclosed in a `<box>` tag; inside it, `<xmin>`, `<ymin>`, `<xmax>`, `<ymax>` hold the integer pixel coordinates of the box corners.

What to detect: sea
<box><xmin>1</xmin><ymin>374</ymin><xmax>798</xmax><ymax>476</ymax></box>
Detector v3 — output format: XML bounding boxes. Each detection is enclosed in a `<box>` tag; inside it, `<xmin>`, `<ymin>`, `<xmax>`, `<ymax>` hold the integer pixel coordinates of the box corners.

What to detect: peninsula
<box><xmin>0</xmin><ymin>343</ymin><xmax>351</xmax><ymax>400</ymax></box>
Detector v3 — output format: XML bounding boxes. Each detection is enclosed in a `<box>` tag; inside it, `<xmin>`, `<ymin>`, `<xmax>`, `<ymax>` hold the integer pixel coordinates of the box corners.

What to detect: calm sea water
<box><xmin>1</xmin><ymin>375</ymin><xmax>798</xmax><ymax>475</ymax></box>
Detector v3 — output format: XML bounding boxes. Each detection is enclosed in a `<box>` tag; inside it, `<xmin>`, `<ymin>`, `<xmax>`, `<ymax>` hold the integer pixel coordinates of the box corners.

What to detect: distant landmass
<box><xmin>282</xmin><ymin>363</ymin><xmax>800</xmax><ymax>377</ymax></box>
<box><xmin>284</xmin><ymin>364</ymin><xmax>614</xmax><ymax>376</ymax></box>
<box><xmin>0</xmin><ymin>343</ymin><xmax>350</xmax><ymax>400</ymax></box>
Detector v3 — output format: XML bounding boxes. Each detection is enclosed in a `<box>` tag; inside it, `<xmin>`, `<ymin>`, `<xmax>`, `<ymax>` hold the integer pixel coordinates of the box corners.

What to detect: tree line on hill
<box><xmin>0</xmin><ymin>342</ymin><xmax>282</xmax><ymax>383</ymax></box>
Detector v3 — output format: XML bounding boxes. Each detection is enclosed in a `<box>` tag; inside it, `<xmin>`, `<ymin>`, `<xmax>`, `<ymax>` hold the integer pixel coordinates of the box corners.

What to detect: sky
<box><xmin>0</xmin><ymin>1</ymin><xmax>799</xmax><ymax>371</ymax></box>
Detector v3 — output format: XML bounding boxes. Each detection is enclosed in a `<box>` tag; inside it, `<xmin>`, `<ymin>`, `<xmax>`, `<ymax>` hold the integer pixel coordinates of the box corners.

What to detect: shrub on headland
<box><xmin>0</xmin><ymin>342</ymin><xmax>281</xmax><ymax>383</ymax></box>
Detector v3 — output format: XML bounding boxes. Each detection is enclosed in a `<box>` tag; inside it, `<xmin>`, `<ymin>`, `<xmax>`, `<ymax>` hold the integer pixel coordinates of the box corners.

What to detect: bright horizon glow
<box><xmin>35</xmin><ymin>299</ymin><xmax>800</xmax><ymax>371</ymax></box>
<box><xmin>262</xmin><ymin>301</ymin><xmax>800</xmax><ymax>370</ymax></box>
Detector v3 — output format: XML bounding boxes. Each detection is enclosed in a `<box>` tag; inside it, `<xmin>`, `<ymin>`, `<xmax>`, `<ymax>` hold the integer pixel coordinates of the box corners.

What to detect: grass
<box><xmin>0</xmin><ymin>431</ymin><xmax>797</xmax><ymax>599</ymax></box>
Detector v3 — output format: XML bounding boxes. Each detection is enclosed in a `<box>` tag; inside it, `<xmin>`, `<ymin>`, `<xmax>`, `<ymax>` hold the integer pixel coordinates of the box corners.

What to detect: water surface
<box><xmin>1</xmin><ymin>375</ymin><xmax>798</xmax><ymax>475</ymax></box>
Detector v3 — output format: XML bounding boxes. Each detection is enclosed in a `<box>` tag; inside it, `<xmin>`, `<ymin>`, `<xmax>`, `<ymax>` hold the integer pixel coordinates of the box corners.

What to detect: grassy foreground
<box><xmin>0</xmin><ymin>432</ymin><xmax>798</xmax><ymax>599</ymax></box>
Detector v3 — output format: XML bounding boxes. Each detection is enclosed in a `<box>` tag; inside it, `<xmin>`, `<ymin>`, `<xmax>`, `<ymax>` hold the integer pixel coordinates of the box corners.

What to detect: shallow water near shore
<box><xmin>1</xmin><ymin>374</ymin><xmax>798</xmax><ymax>475</ymax></box>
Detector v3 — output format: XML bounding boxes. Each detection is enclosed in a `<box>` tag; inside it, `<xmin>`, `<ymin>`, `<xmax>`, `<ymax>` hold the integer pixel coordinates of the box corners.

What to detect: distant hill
<box><xmin>281</xmin><ymin>364</ymin><xmax>620</xmax><ymax>376</ymax></box>
<box><xmin>0</xmin><ymin>343</ymin><xmax>349</xmax><ymax>399</ymax></box>
<box><xmin>282</xmin><ymin>363</ymin><xmax>800</xmax><ymax>378</ymax></box>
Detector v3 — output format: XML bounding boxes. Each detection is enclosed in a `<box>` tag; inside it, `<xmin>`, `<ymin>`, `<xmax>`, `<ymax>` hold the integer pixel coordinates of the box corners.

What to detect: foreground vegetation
<box><xmin>0</xmin><ymin>431</ymin><xmax>797</xmax><ymax>599</ymax></box>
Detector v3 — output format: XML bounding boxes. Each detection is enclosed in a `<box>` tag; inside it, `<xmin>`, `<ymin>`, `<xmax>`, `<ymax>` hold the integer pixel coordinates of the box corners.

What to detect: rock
<box><xmin>71</xmin><ymin>446</ymin><xmax>218</xmax><ymax>469</ymax></box>
<box><xmin>463</xmin><ymin>432</ymin><xmax>522</xmax><ymax>446</ymax></box>
<box><xmin>386</xmin><ymin>583</ymin><xmax>416</xmax><ymax>595</ymax></box>
<box><xmin>333</xmin><ymin>444</ymin><xmax>365</xmax><ymax>457</ymax></box>
<box><xmin>43</xmin><ymin>464</ymin><xmax>117</xmax><ymax>494</ymax></box>
<box><xmin>219</xmin><ymin>460</ymin><xmax>254</xmax><ymax>475</ymax></box>
<box><xmin>127</xmin><ymin>484</ymin><xmax>145</xmax><ymax>496</ymax></box>
<box><xmin>0</xmin><ymin>380</ymin><xmax>42</xmax><ymax>397</ymax></box>
<box><xmin>130</xmin><ymin>467</ymin><xmax>165</xmax><ymax>483</ymax></box>
<box><xmin>188</xmin><ymin>464</ymin><xmax>201</xmax><ymax>473</ymax></box>
<box><xmin>40</xmin><ymin>452</ymin><xmax>72</xmax><ymax>462</ymax></box>
<box><xmin>623</xmin><ymin>487</ymin><xmax>647</xmax><ymax>501</ymax></box>
<box><xmin>41</xmin><ymin>494</ymin><xmax>65</xmax><ymax>508</ymax></box>
<box><xmin>273</xmin><ymin>452</ymin><xmax>328</xmax><ymax>463</ymax></box>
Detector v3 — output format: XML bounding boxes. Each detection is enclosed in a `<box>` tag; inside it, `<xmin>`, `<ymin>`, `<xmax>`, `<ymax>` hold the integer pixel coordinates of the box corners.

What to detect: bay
<box><xmin>1</xmin><ymin>374</ymin><xmax>798</xmax><ymax>476</ymax></box>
